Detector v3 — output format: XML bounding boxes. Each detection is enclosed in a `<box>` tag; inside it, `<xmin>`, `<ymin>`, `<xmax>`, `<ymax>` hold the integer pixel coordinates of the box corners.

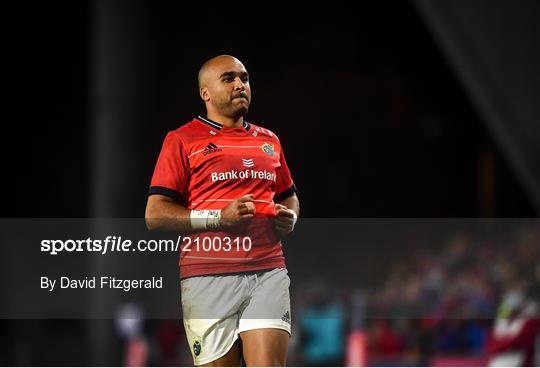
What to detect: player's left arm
<box><xmin>272</xmin><ymin>132</ymin><xmax>299</xmax><ymax>236</ymax></box>
<box><xmin>274</xmin><ymin>193</ymin><xmax>300</xmax><ymax>236</ymax></box>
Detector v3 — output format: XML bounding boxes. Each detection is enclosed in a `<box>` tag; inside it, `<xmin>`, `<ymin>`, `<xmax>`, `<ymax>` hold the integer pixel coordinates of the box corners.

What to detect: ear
<box><xmin>200</xmin><ymin>87</ymin><xmax>210</xmax><ymax>102</ymax></box>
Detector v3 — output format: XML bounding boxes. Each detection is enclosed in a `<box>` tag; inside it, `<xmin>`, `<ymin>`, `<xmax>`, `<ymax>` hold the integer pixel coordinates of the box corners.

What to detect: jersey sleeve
<box><xmin>274</xmin><ymin>145</ymin><xmax>297</xmax><ymax>201</ymax></box>
<box><xmin>148</xmin><ymin>132</ymin><xmax>190</xmax><ymax>203</ymax></box>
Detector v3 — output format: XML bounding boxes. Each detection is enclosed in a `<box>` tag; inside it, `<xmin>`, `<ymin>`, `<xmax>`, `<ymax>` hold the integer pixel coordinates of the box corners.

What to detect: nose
<box><xmin>233</xmin><ymin>76</ymin><xmax>245</xmax><ymax>90</ymax></box>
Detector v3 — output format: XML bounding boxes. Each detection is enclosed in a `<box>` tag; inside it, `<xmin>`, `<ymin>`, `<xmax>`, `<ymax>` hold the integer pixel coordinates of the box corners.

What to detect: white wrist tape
<box><xmin>190</xmin><ymin>209</ymin><xmax>221</xmax><ymax>230</ymax></box>
<box><xmin>291</xmin><ymin>210</ymin><xmax>298</xmax><ymax>229</ymax></box>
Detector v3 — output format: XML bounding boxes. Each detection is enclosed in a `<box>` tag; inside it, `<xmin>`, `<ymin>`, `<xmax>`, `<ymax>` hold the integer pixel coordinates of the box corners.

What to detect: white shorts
<box><xmin>180</xmin><ymin>267</ymin><xmax>291</xmax><ymax>365</ymax></box>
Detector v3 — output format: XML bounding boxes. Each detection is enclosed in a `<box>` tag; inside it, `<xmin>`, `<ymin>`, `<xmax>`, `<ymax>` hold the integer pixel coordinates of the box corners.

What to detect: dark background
<box><xmin>1</xmin><ymin>0</ymin><xmax>538</xmax><ymax>366</ymax></box>
<box><xmin>2</xmin><ymin>0</ymin><xmax>538</xmax><ymax>219</ymax></box>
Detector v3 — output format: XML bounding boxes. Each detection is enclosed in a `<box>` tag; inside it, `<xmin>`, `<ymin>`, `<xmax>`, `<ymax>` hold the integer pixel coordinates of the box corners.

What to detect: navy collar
<box><xmin>197</xmin><ymin>115</ymin><xmax>250</xmax><ymax>131</ymax></box>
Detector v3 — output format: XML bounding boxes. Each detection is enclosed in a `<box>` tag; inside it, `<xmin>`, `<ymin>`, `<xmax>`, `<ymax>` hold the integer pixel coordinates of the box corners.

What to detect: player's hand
<box><xmin>274</xmin><ymin>203</ymin><xmax>297</xmax><ymax>236</ymax></box>
<box><xmin>220</xmin><ymin>194</ymin><xmax>256</xmax><ymax>228</ymax></box>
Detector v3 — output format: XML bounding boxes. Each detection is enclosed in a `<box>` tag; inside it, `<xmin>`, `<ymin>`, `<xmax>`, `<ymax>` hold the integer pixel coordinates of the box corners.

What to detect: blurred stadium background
<box><xmin>1</xmin><ymin>0</ymin><xmax>539</xmax><ymax>366</ymax></box>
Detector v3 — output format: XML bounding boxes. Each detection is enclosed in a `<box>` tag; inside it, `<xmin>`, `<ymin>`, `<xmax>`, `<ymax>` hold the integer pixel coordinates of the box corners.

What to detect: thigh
<box><xmin>181</xmin><ymin>275</ymin><xmax>248</xmax><ymax>366</ymax></box>
<box><xmin>240</xmin><ymin>328</ymin><xmax>289</xmax><ymax>366</ymax></box>
<box><xmin>200</xmin><ymin>339</ymin><xmax>241</xmax><ymax>367</ymax></box>
<box><xmin>239</xmin><ymin>268</ymin><xmax>291</xmax><ymax>334</ymax></box>
<box><xmin>238</xmin><ymin>269</ymin><xmax>291</xmax><ymax>366</ymax></box>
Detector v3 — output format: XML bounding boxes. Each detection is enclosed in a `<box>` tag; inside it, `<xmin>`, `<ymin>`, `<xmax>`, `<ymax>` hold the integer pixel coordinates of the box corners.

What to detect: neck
<box><xmin>206</xmin><ymin>111</ymin><xmax>243</xmax><ymax>128</ymax></box>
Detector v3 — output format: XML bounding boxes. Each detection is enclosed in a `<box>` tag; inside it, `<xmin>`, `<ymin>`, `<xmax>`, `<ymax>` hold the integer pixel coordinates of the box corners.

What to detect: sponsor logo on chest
<box><xmin>210</xmin><ymin>158</ymin><xmax>276</xmax><ymax>182</ymax></box>
<box><xmin>210</xmin><ymin>169</ymin><xmax>276</xmax><ymax>182</ymax></box>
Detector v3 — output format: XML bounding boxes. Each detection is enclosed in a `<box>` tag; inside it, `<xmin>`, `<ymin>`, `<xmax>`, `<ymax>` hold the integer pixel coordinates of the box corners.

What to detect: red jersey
<box><xmin>149</xmin><ymin>115</ymin><xmax>296</xmax><ymax>279</ymax></box>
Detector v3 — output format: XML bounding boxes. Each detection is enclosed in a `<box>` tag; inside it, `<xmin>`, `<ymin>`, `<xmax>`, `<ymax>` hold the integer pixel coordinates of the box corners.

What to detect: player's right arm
<box><xmin>145</xmin><ymin>193</ymin><xmax>256</xmax><ymax>232</ymax></box>
<box><xmin>145</xmin><ymin>194</ymin><xmax>191</xmax><ymax>231</ymax></box>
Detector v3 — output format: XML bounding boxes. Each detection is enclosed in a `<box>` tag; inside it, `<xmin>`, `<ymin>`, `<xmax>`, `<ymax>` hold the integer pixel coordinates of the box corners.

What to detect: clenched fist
<box><xmin>220</xmin><ymin>194</ymin><xmax>256</xmax><ymax>228</ymax></box>
<box><xmin>274</xmin><ymin>203</ymin><xmax>297</xmax><ymax>236</ymax></box>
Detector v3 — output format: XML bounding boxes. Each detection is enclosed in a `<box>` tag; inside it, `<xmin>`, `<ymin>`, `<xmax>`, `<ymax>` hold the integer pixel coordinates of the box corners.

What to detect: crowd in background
<box><xmin>293</xmin><ymin>223</ymin><xmax>540</xmax><ymax>366</ymax></box>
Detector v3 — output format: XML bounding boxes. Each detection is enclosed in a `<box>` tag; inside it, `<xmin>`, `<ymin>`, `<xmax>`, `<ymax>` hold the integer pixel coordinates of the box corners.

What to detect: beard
<box><xmin>232</xmin><ymin>103</ymin><xmax>249</xmax><ymax>118</ymax></box>
<box><xmin>215</xmin><ymin>97</ymin><xmax>250</xmax><ymax>119</ymax></box>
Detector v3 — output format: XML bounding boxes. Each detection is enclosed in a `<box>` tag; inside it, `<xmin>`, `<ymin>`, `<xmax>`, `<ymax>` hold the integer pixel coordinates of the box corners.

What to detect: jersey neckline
<box><xmin>196</xmin><ymin>115</ymin><xmax>251</xmax><ymax>132</ymax></box>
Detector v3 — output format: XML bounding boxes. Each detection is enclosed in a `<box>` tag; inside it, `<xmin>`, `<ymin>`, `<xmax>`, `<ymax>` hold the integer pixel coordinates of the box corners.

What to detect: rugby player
<box><xmin>146</xmin><ymin>55</ymin><xmax>299</xmax><ymax>366</ymax></box>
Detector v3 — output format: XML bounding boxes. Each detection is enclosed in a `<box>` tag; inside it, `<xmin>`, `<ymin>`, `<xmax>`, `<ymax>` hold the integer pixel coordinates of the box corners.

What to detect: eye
<box><xmin>241</xmin><ymin>76</ymin><xmax>249</xmax><ymax>83</ymax></box>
